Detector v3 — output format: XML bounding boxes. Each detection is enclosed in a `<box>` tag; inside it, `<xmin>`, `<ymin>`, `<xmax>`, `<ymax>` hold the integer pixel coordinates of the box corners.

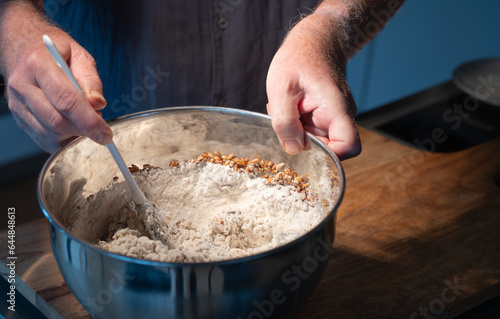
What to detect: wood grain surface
<box><xmin>1</xmin><ymin>127</ymin><xmax>499</xmax><ymax>319</ymax></box>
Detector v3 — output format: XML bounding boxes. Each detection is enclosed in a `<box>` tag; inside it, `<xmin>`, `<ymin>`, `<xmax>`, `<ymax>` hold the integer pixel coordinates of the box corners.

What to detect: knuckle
<box><xmin>47</xmin><ymin>112</ymin><xmax>69</xmax><ymax>134</ymax></box>
<box><xmin>23</xmin><ymin>49</ymin><xmax>46</xmax><ymax>71</ymax></box>
<box><xmin>349</xmin><ymin>143</ymin><xmax>362</xmax><ymax>158</ymax></box>
<box><xmin>10</xmin><ymin>108</ymin><xmax>27</xmax><ymax>129</ymax></box>
<box><xmin>6</xmin><ymin>87</ymin><xmax>27</xmax><ymax>115</ymax></box>
<box><xmin>55</xmin><ymin>89</ymin><xmax>80</xmax><ymax>114</ymax></box>
<box><xmin>6</xmin><ymin>72</ymin><xmax>23</xmax><ymax>93</ymax></box>
<box><xmin>74</xmin><ymin>48</ymin><xmax>97</xmax><ymax>67</ymax></box>
<box><xmin>6</xmin><ymin>98</ymin><xmax>21</xmax><ymax>114</ymax></box>
<box><xmin>86</xmin><ymin>52</ymin><xmax>97</xmax><ymax>66</ymax></box>
<box><xmin>336</xmin><ymin>140</ymin><xmax>362</xmax><ymax>161</ymax></box>
<box><xmin>79</xmin><ymin>72</ymin><xmax>102</xmax><ymax>87</ymax></box>
<box><xmin>271</xmin><ymin>120</ymin><xmax>288</xmax><ymax>132</ymax></box>
<box><xmin>272</xmin><ymin>118</ymin><xmax>296</xmax><ymax>133</ymax></box>
<box><xmin>6</xmin><ymin>50</ymin><xmax>46</xmax><ymax>94</ymax></box>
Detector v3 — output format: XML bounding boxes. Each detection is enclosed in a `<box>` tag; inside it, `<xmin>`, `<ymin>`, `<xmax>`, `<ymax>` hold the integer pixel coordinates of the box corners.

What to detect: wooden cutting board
<box><xmin>1</xmin><ymin>126</ymin><xmax>499</xmax><ymax>318</ymax></box>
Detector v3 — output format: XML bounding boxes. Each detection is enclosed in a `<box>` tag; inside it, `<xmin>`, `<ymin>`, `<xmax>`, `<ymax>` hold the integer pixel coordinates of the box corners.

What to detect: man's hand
<box><xmin>0</xmin><ymin>1</ymin><xmax>112</xmax><ymax>153</ymax></box>
<box><xmin>267</xmin><ymin>12</ymin><xmax>360</xmax><ymax>160</ymax></box>
<box><xmin>267</xmin><ymin>1</ymin><xmax>403</xmax><ymax>160</ymax></box>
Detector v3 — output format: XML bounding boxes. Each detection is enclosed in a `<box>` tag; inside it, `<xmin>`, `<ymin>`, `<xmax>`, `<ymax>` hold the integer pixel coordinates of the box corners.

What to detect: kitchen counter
<box><xmin>1</xmin><ymin>126</ymin><xmax>499</xmax><ymax>318</ymax></box>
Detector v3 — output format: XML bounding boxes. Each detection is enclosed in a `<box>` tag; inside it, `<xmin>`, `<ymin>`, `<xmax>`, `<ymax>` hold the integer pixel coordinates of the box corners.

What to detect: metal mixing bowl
<box><xmin>37</xmin><ymin>107</ymin><xmax>345</xmax><ymax>319</ymax></box>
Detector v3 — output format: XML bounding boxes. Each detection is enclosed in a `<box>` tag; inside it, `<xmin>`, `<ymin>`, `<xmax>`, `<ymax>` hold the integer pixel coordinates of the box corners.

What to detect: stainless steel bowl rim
<box><xmin>37</xmin><ymin>106</ymin><xmax>345</xmax><ymax>267</ymax></box>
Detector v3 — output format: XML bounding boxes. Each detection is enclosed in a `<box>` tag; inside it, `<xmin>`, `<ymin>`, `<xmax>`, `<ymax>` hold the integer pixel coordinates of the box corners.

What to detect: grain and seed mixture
<box><xmin>82</xmin><ymin>151</ymin><xmax>330</xmax><ymax>263</ymax></box>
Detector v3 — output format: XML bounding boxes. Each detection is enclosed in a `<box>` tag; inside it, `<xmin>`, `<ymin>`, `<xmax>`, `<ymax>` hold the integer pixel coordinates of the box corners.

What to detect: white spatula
<box><xmin>43</xmin><ymin>35</ymin><xmax>170</xmax><ymax>247</ymax></box>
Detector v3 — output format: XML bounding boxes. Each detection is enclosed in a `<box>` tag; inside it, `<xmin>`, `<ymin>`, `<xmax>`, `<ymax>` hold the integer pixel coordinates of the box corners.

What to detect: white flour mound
<box><xmin>92</xmin><ymin>162</ymin><xmax>327</xmax><ymax>262</ymax></box>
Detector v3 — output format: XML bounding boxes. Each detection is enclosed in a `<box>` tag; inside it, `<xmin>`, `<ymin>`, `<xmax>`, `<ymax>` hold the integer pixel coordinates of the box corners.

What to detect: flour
<box><xmin>78</xmin><ymin>160</ymin><xmax>328</xmax><ymax>263</ymax></box>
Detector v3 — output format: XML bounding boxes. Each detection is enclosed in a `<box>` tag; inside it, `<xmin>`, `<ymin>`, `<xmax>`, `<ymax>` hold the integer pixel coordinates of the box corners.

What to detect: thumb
<box><xmin>71</xmin><ymin>50</ymin><xmax>107</xmax><ymax>111</ymax></box>
<box><xmin>267</xmin><ymin>95</ymin><xmax>305</xmax><ymax>155</ymax></box>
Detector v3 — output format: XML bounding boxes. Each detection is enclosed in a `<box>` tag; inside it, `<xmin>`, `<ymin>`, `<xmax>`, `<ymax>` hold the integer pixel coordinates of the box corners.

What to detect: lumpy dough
<box><xmin>91</xmin><ymin>160</ymin><xmax>328</xmax><ymax>263</ymax></box>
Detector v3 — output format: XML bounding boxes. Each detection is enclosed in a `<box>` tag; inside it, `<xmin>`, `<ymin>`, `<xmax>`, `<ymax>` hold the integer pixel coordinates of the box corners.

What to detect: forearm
<box><xmin>0</xmin><ymin>0</ymin><xmax>54</xmax><ymax>77</ymax></box>
<box><xmin>279</xmin><ymin>0</ymin><xmax>403</xmax><ymax>97</ymax></box>
<box><xmin>288</xmin><ymin>0</ymin><xmax>404</xmax><ymax>67</ymax></box>
<box><xmin>314</xmin><ymin>0</ymin><xmax>404</xmax><ymax>57</ymax></box>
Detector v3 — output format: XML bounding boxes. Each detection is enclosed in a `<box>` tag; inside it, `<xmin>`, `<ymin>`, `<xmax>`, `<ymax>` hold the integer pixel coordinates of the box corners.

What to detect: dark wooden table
<box><xmin>2</xmin><ymin>127</ymin><xmax>499</xmax><ymax>318</ymax></box>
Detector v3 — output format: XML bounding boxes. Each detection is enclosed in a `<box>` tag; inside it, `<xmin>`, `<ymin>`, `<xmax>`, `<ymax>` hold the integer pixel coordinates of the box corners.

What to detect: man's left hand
<box><xmin>266</xmin><ymin>11</ymin><xmax>361</xmax><ymax>160</ymax></box>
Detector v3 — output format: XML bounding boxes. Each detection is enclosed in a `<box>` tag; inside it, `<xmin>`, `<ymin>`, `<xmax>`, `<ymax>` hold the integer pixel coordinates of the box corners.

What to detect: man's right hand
<box><xmin>0</xmin><ymin>1</ymin><xmax>112</xmax><ymax>153</ymax></box>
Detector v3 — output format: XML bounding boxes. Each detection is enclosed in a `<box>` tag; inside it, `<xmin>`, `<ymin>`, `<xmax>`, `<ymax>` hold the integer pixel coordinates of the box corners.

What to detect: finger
<box><xmin>325</xmin><ymin>90</ymin><xmax>361</xmax><ymax>160</ymax></box>
<box><xmin>301</xmin><ymin>113</ymin><xmax>328</xmax><ymax>137</ymax></box>
<box><xmin>299</xmin><ymin>81</ymin><xmax>361</xmax><ymax>160</ymax></box>
<box><xmin>303</xmin><ymin>124</ymin><xmax>328</xmax><ymax>137</ymax></box>
<box><xmin>327</xmin><ymin>112</ymin><xmax>361</xmax><ymax>160</ymax></box>
<box><xmin>267</xmin><ymin>87</ymin><xmax>305</xmax><ymax>155</ymax></box>
<box><xmin>9</xmin><ymin>81</ymin><xmax>82</xmax><ymax>136</ymax></box>
<box><xmin>69</xmin><ymin>48</ymin><xmax>107</xmax><ymax>110</ymax></box>
<box><xmin>33</xmin><ymin>50</ymin><xmax>113</xmax><ymax>145</ymax></box>
<box><xmin>8</xmin><ymin>95</ymin><xmax>73</xmax><ymax>153</ymax></box>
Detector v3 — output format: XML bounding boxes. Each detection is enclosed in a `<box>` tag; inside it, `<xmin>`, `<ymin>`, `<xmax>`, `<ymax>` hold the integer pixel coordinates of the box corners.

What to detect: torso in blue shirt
<box><xmin>48</xmin><ymin>0</ymin><xmax>320</xmax><ymax>119</ymax></box>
